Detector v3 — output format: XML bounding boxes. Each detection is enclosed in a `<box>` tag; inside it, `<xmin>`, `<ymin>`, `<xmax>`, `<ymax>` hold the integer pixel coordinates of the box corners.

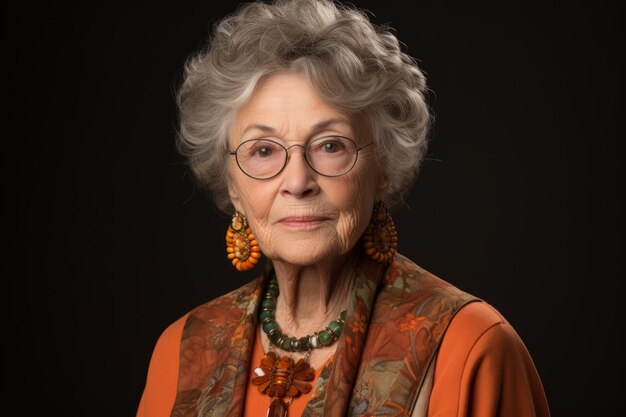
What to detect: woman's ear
<box><xmin>376</xmin><ymin>174</ymin><xmax>390</xmax><ymax>200</ymax></box>
<box><xmin>226</xmin><ymin>176</ymin><xmax>244</xmax><ymax>213</ymax></box>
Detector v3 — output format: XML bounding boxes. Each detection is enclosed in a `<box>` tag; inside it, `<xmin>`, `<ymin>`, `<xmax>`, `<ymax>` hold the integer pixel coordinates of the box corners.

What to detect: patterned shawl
<box><xmin>171</xmin><ymin>253</ymin><xmax>477</xmax><ymax>417</ymax></box>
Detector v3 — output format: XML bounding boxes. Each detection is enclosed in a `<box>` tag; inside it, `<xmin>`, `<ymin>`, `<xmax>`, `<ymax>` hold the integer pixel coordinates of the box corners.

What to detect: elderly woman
<box><xmin>136</xmin><ymin>1</ymin><xmax>550</xmax><ymax>416</ymax></box>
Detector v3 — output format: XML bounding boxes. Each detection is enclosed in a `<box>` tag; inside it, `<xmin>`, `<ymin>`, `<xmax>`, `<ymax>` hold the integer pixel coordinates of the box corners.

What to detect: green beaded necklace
<box><xmin>259</xmin><ymin>273</ymin><xmax>347</xmax><ymax>352</ymax></box>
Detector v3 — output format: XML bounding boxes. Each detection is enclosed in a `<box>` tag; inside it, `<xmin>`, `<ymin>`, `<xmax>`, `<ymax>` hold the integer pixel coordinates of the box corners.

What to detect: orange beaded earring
<box><xmin>226</xmin><ymin>211</ymin><xmax>262</xmax><ymax>271</ymax></box>
<box><xmin>362</xmin><ymin>200</ymin><xmax>397</xmax><ymax>264</ymax></box>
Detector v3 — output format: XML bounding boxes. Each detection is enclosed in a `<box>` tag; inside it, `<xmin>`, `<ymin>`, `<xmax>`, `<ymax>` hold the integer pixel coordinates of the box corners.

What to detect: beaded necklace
<box><xmin>250</xmin><ymin>273</ymin><xmax>346</xmax><ymax>417</ymax></box>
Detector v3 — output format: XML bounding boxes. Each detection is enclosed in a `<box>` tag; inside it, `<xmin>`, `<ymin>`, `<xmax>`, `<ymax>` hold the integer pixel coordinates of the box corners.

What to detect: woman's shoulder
<box><xmin>430</xmin><ymin>302</ymin><xmax>551</xmax><ymax>416</ymax></box>
<box><xmin>437</xmin><ymin>300</ymin><xmax>540</xmax><ymax>386</ymax></box>
<box><xmin>391</xmin><ymin>253</ymin><xmax>534</xmax><ymax>365</ymax></box>
<box><xmin>155</xmin><ymin>312</ymin><xmax>189</xmax><ymax>348</ymax></box>
<box><xmin>389</xmin><ymin>254</ymin><xmax>534</xmax><ymax>362</ymax></box>
<box><xmin>138</xmin><ymin>276</ymin><xmax>267</xmax><ymax>414</ymax></box>
<box><xmin>445</xmin><ymin>301</ymin><xmax>513</xmax><ymax>344</ymax></box>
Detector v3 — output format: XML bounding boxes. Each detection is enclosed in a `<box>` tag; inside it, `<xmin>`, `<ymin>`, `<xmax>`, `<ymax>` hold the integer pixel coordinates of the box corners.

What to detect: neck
<box><xmin>270</xmin><ymin>250</ymin><xmax>359</xmax><ymax>336</ymax></box>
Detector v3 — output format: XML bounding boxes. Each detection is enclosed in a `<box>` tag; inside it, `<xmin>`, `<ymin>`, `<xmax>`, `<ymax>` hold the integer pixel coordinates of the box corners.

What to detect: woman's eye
<box><xmin>322</xmin><ymin>142</ymin><xmax>338</xmax><ymax>152</ymax></box>
<box><xmin>316</xmin><ymin>139</ymin><xmax>346</xmax><ymax>153</ymax></box>
<box><xmin>247</xmin><ymin>141</ymin><xmax>280</xmax><ymax>158</ymax></box>
<box><xmin>255</xmin><ymin>147</ymin><xmax>273</xmax><ymax>157</ymax></box>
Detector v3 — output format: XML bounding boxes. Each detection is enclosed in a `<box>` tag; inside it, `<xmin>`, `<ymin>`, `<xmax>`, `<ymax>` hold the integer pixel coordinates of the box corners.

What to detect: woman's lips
<box><xmin>278</xmin><ymin>216</ymin><xmax>328</xmax><ymax>229</ymax></box>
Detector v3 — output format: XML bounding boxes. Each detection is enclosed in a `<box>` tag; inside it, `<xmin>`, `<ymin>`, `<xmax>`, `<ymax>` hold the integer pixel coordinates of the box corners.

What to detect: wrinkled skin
<box><xmin>227</xmin><ymin>73</ymin><xmax>387</xmax><ymax>268</ymax></box>
<box><xmin>226</xmin><ymin>73</ymin><xmax>388</xmax><ymax>366</ymax></box>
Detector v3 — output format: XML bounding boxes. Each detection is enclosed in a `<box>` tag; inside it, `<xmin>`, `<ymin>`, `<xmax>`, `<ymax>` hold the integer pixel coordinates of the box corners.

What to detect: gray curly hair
<box><xmin>176</xmin><ymin>0</ymin><xmax>430</xmax><ymax>213</ymax></box>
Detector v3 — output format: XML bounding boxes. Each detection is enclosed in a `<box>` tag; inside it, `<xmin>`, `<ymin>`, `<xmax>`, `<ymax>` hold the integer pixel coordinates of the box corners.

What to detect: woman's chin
<box><xmin>267</xmin><ymin>241</ymin><xmax>345</xmax><ymax>267</ymax></box>
<box><xmin>271</xmin><ymin>252</ymin><xmax>329</xmax><ymax>267</ymax></box>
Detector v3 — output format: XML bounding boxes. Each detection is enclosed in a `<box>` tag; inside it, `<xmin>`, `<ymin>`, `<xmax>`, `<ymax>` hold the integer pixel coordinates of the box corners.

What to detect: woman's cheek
<box><xmin>334</xmin><ymin>178</ymin><xmax>376</xmax><ymax>251</ymax></box>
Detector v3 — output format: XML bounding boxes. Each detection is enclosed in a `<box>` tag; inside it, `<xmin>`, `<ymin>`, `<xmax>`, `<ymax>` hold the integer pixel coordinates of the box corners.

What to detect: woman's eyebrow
<box><xmin>241</xmin><ymin>124</ymin><xmax>276</xmax><ymax>136</ymax></box>
<box><xmin>310</xmin><ymin>118</ymin><xmax>352</xmax><ymax>132</ymax></box>
<box><xmin>240</xmin><ymin>118</ymin><xmax>353</xmax><ymax>139</ymax></box>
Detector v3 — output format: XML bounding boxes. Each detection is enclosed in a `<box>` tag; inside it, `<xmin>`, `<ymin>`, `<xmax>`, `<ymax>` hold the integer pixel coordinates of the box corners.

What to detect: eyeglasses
<box><xmin>229</xmin><ymin>136</ymin><xmax>372</xmax><ymax>180</ymax></box>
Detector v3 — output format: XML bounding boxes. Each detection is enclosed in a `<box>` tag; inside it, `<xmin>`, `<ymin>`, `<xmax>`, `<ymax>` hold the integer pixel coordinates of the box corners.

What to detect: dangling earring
<box><xmin>362</xmin><ymin>201</ymin><xmax>397</xmax><ymax>264</ymax></box>
<box><xmin>226</xmin><ymin>211</ymin><xmax>262</xmax><ymax>271</ymax></box>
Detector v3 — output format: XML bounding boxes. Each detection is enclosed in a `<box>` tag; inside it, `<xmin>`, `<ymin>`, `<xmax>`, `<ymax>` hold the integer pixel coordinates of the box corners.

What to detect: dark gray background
<box><xmin>2</xmin><ymin>0</ymin><xmax>622</xmax><ymax>415</ymax></box>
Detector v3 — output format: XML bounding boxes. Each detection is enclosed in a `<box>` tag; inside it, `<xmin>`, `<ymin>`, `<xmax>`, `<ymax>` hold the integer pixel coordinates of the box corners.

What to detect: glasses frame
<box><xmin>229</xmin><ymin>136</ymin><xmax>373</xmax><ymax>180</ymax></box>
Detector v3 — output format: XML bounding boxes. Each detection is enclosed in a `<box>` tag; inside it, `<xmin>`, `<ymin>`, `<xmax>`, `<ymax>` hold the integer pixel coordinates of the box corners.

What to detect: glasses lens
<box><xmin>236</xmin><ymin>139</ymin><xmax>286</xmax><ymax>179</ymax></box>
<box><xmin>307</xmin><ymin>136</ymin><xmax>358</xmax><ymax>176</ymax></box>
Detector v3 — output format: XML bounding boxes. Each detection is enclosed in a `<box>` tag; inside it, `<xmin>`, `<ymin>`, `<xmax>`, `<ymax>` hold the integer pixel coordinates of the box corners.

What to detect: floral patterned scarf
<box><xmin>170</xmin><ymin>253</ymin><xmax>477</xmax><ymax>417</ymax></box>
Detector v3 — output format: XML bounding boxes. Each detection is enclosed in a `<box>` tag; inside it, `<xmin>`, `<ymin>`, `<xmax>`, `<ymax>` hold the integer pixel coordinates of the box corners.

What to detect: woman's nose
<box><xmin>279</xmin><ymin>147</ymin><xmax>320</xmax><ymax>199</ymax></box>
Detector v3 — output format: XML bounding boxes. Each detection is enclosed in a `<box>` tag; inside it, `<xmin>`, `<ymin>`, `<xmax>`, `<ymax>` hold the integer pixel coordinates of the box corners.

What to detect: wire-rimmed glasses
<box><xmin>229</xmin><ymin>136</ymin><xmax>372</xmax><ymax>180</ymax></box>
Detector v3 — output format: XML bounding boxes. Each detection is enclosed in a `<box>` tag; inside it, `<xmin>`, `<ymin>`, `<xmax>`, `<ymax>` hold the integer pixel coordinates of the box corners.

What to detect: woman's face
<box><xmin>227</xmin><ymin>73</ymin><xmax>387</xmax><ymax>266</ymax></box>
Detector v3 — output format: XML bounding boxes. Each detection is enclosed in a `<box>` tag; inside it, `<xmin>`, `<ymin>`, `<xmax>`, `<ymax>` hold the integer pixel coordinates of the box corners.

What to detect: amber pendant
<box><xmin>251</xmin><ymin>351</ymin><xmax>314</xmax><ymax>398</ymax></box>
<box><xmin>251</xmin><ymin>350</ymin><xmax>314</xmax><ymax>417</ymax></box>
<box><xmin>268</xmin><ymin>398</ymin><xmax>288</xmax><ymax>417</ymax></box>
